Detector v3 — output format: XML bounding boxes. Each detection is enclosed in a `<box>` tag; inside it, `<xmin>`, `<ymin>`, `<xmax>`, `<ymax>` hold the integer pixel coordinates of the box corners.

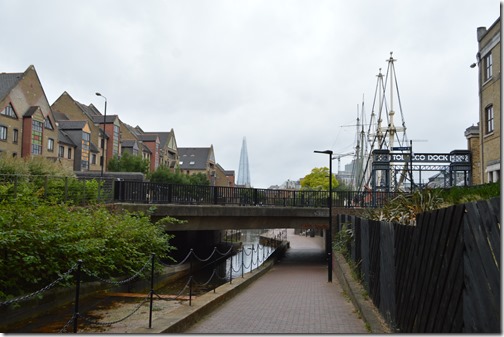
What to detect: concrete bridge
<box><xmin>113</xmin><ymin>203</ymin><xmax>366</xmax><ymax>231</ymax></box>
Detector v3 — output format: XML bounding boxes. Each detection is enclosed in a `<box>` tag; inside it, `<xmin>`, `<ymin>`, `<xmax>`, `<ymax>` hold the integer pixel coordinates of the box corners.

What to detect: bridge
<box><xmin>112</xmin><ymin>180</ymin><xmax>390</xmax><ymax>231</ymax></box>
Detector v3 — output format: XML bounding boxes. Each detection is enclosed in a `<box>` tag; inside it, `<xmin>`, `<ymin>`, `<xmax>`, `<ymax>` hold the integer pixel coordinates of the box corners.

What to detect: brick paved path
<box><xmin>184</xmin><ymin>229</ymin><xmax>368</xmax><ymax>334</ymax></box>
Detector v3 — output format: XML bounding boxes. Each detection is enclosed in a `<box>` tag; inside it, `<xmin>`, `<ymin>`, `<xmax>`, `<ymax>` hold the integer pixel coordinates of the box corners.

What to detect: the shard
<box><xmin>237</xmin><ymin>137</ymin><xmax>251</xmax><ymax>187</ymax></box>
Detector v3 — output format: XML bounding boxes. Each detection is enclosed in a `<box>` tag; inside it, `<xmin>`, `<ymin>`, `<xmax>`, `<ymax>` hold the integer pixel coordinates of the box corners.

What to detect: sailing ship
<box><xmin>351</xmin><ymin>52</ymin><xmax>411</xmax><ymax>193</ymax></box>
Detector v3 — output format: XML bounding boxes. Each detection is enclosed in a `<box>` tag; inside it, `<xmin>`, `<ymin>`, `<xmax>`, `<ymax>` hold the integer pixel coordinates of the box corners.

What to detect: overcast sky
<box><xmin>1</xmin><ymin>0</ymin><xmax>500</xmax><ymax>188</ymax></box>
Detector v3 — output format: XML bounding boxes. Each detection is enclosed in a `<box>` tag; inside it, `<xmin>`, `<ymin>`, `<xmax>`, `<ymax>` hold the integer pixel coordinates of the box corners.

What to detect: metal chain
<box><xmin>80</xmin><ymin>294</ymin><xmax>150</xmax><ymax>326</ymax></box>
<box><xmin>215</xmin><ymin>245</ymin><xmax>233</xmax><ymax>256</ymax></box>
<box><xmin>0</xmin><ymin>264</ymin><xmax>77</xmax><ymax>307</ymax></box>
<box><xmin>58</xmin><ymin>314</ymin><xmax>77</xmax><ymax>333</ymax></box>
<box><xmin>82</xmin><ymin>257</ymin><xmax>151</xmax><ymax>285</ymax></box>
<box><xmin>192</xmin><ymin>248</ymin><xmax>217</xmax><ymax>262</ymax></box>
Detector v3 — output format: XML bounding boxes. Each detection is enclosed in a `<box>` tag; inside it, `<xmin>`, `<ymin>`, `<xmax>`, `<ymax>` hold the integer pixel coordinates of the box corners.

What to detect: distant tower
<box><xmin>237</xmin><ymin>137</ymin><xmax>251</xmax><ymax>187</ymax></box>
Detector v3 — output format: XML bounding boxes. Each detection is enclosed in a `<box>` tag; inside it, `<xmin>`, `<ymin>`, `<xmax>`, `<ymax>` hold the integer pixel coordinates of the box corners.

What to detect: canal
<box><xmin>5</xmin><ymin>229</ymin><xmax>286</xmax><ymax>333</ymax></box>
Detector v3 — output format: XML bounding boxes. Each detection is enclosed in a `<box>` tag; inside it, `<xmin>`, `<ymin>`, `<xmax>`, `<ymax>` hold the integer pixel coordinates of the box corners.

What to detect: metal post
<box><xmin>314</xmin><ymin>149</ymin><xmax>333</xmax><ymax>283</ymax></box>
<box><xmin>95</xmin><ymin>92</ymin><xmax>107</xmax><ymax>177</ymax></box>
<box><xmin>229</xmin><ymin>254</ymin><xmax>233</xmax><ymax>284</ymax></box>
<box><xmin>73</xmin><ymin>260</ymin><xmax>83</xmax><ymax>333</ymax></box>
<box><xmin>149</xmin><ymin>253</ymin><xmax>155</xmax><ymax>328</ymax></box>
<box><xmin>241</xmin><ymin>249</ymin><xmax>244</xmax><ymax>278</ymax></box>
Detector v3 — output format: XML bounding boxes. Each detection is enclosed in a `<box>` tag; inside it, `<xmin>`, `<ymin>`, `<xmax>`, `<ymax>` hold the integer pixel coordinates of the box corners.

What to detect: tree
<box><xmin>300</xmin><ymin>167</ymin><xmax>339</xmax><ymax>190</ymax></box>
<box><xmin>149</xmin><ymin>166</ymin><xmax>210</xmax><ymax>186</ymax></box>
<box><xmin>107</xmin><ymin>152</ymin><xmax>150</xmax><ymax>174</ymax></box>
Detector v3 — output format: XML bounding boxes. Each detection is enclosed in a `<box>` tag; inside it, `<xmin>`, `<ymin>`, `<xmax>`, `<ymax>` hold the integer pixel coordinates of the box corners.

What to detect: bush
<box><xmin>0</xmin><ymin>200</ymin><xmax>175</xmax><ymax>300</ymax></box>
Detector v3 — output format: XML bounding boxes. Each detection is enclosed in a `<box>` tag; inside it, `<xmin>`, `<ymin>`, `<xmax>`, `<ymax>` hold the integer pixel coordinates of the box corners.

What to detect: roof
<box><xmin>121</xmin><ymin>139</ymin><xmax>137</xmax><ymax>148</ymax></box>
<box><xmin>57</xmin><ymin>120</ymin><xmax>87</xmax><ymax>130</ymax></box>
<box><xmin>58</xmin><ymin>130</ymin><xmax>77</xmax><ymax>147</ymax></box>
<box><xmin>52</xmin><ymin>110</ymin><xmax>69</xmax><ymax>121</ymax></box>
<box><xmin>178</xmin><ymin>147</ymin><xmax>214</xmax><ymax>170</ymax></box>
<box><xmin>138</xmin><ymin>134</ymin><xmax>159</xmax><ymax>142</ymax></box>
<box><xmin>23</xmin><ymin>106</ymin><xmax>41</xmax><ymax>117</ymax></box>
<box><xmin>91</xmin><ymin>115</ymin><xmax>118</xmax><ymax>124</ymax></box>
<box><xmin>143</xmin><ymin>131</ymin><xmax>173</xmax><ymax>148</ymax></box>
<box><xmin>0</xmin><ymin>73</ymin><xmax>23</xmax><ymax>101</ymax></box>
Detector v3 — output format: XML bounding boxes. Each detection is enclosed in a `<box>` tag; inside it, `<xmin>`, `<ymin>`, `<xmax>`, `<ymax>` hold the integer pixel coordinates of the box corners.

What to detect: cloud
<box><xmin>0</xmin><ymin>0</ymin><xmax>498</xmax><ymax>187</ymax></box>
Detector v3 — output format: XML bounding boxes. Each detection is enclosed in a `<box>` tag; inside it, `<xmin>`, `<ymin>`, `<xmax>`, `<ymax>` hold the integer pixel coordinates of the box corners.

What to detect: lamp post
<box><xmin>314</xmin><ymin>149</ymin><xmax>333</xmax><ymax>282</ymax></box>
<box><xmin>95</xmin><ymin>92</ymin><xmax>107</xmax><ymax>177</ymax></box>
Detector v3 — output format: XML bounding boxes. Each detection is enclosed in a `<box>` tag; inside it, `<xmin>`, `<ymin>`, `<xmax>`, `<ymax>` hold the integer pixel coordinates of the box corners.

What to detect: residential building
<box><xmin>178</xmin><ymin>146</ymin><xmax>216</xmax><ymax>184</ymax></box>
<box><xmin>142</xmin><ymin>129</ymin><xmax>179</xmax><ymax>170</ymax></box>
<box><xmin>56</xmin><ymin>120</ymin><xmax>99</xmax><ymax>171</ymax></box>
<box><xmin>52</xmin><ymin>92</ymin><xmax>122</xmax><ymax>172</ymax></box>
<box><xmin>215</xmin><ymin>163</ymin><xmax>235</xmax><ymax>187</ymax></box>
<box><xmin>0</xmin><ymin>65</ymin><xmax>58</xmax><ymax>160</ymax></box>
<box><xmin>466</xmin><ymin>15</ymin><xmax>501</xmax><ymax>184</ymax></box>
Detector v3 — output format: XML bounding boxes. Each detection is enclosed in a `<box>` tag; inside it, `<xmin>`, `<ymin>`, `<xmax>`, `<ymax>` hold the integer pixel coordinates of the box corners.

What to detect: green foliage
<box><xmin>366</xmin><ymin>189</ymin><xmax>443</xmax><ymax>226</ymax></box>
<box><xmin>333</xmin><ymin>222</ymin><xmax>353</xmax><ymax>257</ymax></box>
<box><xmin>0</xmin><ymin>199</ymin><xmax>175</xmax><ymax>300</ymax></box>
<box><xmin>149</xmin><ymin>166</ymin><xmax>210</xmax><ymax>185</ymax></box>
<box><xmin>438</xmin><ymin>183</ymin><xmax>500</xmax><ymax>205</ymax></box>
<box><xmin>364</xmin><ymin>183</ymin><xmax>500</xmax><ymax>225</ymax></box>
<box><xmin>300</xmin><ymin>167</ymin><xmax>339</xmax><ymax>190</ymax></box>
<box><xmin>107</xmin><ymin>152</ymin><xmax>150</xmax><ymax>174</ymax></box>
<box><xmin>0</xmin><ymin>155</ymin><xmax>74</xmax><ymax>177</ymax></box>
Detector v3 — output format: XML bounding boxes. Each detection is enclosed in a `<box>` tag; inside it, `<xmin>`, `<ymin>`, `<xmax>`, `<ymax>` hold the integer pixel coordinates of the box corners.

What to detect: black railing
<box><xmin>114</xmin><ymin>180</ymin><xmax>400</xmax><ymax>208</ymax></box>
<box><xmin>0</xmin><ymin>174</ymin><xmax>399</xmax><ymax>208</ymax></box>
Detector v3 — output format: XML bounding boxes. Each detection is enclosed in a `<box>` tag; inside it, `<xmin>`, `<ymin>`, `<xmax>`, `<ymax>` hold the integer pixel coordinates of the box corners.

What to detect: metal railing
<box><xmin>0</xmin><ymin>174</ymin><xmax>400</xmax><ymax>208</ymax></box>
<box><xmin>114</xmin><ymin>180</ymin><xmax>400</xmax><ymax>208</ymax></box>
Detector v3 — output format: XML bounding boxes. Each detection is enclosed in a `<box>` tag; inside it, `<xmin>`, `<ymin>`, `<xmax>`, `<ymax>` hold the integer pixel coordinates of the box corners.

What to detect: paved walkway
<box><xmin>184</xmin><ymin>229</ymin><xmax>368</xmax><ymax>334</ymax></box>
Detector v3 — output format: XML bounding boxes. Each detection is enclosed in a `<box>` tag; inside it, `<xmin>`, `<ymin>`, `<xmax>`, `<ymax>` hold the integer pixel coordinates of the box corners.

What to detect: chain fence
<box><xmin>2</xmin><ymin>230</ymin><xmax>286</xmax><ymax>333</ymax></box>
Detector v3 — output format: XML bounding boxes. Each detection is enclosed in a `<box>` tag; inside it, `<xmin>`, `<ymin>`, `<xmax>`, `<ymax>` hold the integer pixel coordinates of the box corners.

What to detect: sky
<box><xmin>1</xmin><ymin>0</ymin><xmax>500</xmax><ymax>188</ymax></box>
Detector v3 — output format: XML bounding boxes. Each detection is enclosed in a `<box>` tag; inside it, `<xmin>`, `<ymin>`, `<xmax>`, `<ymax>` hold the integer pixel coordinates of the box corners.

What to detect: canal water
<box><xmin>6</xmin><ymin>229</ymin><xmax>285</xmax><ymax>333</ymax></box>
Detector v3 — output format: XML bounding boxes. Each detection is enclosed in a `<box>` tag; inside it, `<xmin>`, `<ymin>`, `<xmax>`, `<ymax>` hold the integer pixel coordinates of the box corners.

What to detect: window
<box><xmin>47</xmin><ymin>138</ymin><xmax>54</xmax><ymax>151</ymax></box>
<box><xmin>13</xmin><ymin>129</ymin><xmax>18</xmax><ymax>143</ymax></box>
<box><xmin>81</xmin><ymin>132</ymin><xmax>90</xmax><ymax>170</ymax></box>
<box><xmin>58</xmin><ymin>145</ymin><xmax>65</xmax><ymax>158</ymax></box>
<box><xmin>91</xmin><ymin>154</ymin><xmax>97</xmax><ymax>165</ymax></box>
<box><xmin>0</xmin><ymin>126</ymin><xmax>7</xmax><ymax>140</ymax></box>
<box><xmin>485</xmin><ymin>105</ymin><xmax>494</xmax><ymax>134</ymax></box>
<box><xmin>1</xmin><ymin>104</ymin><xmax>16</xmax><ymax>118</ymax></box>
<box><xmin>45</xmin><ymin>118</ymin><xmax>54</xmax><ymax>130</ymax></box>
<box><xmin>113</xmin><ymin>125</ymin><xmax>120</xmax><ymax>155</ymax></box>
<box><xmin>484</xmin><ymin>52</ymin><xmax>493</xmax><ymax>81</ymax></box>
<box><xmin>68</xmin><ymin>148</ymin><xmax>72</xmax><ymax>159</ymax></box>
<box><xmin>31</xmin><ymin>120</ymin><xmax>43</xmax><ymax>155</ymax></box>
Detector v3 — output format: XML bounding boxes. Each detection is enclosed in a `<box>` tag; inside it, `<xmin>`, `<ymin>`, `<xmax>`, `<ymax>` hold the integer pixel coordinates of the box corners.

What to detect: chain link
<box><xmin>58</xmin><ymin>315</ymin><xmax>76</xmax><ymax>333</ymax></box>
<box><xmin>0</xmin><ymin>264</ymin><xmax>77</xmax><ymax>307</ymax></box>
<box><xmin>82</xmin><ymin>257</ymin><xmax>151</xmax><ymax>285</ymax></box>
<box><xmin>80</xmin><ymin>293</ymin><xmax>150</xmax><ymax>326</ymax></box>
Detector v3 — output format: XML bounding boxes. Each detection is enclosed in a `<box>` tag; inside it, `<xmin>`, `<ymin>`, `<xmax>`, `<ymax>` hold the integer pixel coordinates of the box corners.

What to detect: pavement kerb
<box><xmin>132</xmin><ymin>248</ymin><xmax>283</xmax><ymax>333</ymax></box>
<box><xmin>333</xmin><ymin>252</ymin><xmax>391</xmax><ymax>333</ymax></box>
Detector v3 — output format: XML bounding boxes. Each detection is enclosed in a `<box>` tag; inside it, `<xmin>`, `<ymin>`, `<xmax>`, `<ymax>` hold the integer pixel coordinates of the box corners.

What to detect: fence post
<box><xmin>251</xmin><ymin>245</ymin><xmax>254</xmax><ymax>273</ymax></box>
<box><xmin>149</xmin><ymin>253</ymin><xmax>155</xmax><ymax>329</ymax></box>
<box><xmin>229</xmin><ymin>254</ymin><xmax>233</xmax><ymax>284</ymax></box>
<box><xmin>241</xmin><ymin>248</ymin><xmax>244</xmax><ymax>278</ymax></box>
<box><xmin>253</xmin><ymin>188</ymin><xmax>258</xmax><ymax>205</ymax></box>
<box><xmin>213</xmin><ymin>186</ymin><xmax>219</xmax><ymax>205</ymax></box>
<box><xmin>189</xmin><ymin>276</ymin><xmax>193</xmax><ymax>307</ymax></box>
<box><xmin>73</xmin><ymin>260</ymin><xmax>83</xmax><ymax>333</ymax></box>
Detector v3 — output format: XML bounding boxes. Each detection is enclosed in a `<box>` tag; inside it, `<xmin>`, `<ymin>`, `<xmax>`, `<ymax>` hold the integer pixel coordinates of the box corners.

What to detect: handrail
<box><xmin>113</xmin><ymin>180</ymin><xmax>402</xmax><ymax>208</ymax></box>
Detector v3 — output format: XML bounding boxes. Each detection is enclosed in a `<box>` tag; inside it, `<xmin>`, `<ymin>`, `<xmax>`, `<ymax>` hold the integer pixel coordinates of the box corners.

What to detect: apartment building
<box><xmin>466</xmin><ymin>15</ymin><xmax>501</xmax><ymax>184</ymax></box>
<box><xmin>0</xmin><ymin>66</ymin><xmax>59</xmax><ymax>161</ymax></box>
<box><xmin>178</xmin><ymin>146</ymin><xmax>217</xmax><ymax>184</ymax></box>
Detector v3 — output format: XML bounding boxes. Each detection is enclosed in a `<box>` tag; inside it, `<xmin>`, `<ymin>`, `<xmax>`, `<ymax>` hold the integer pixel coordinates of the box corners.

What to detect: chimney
<box><xmin>477</xmin><ymin>26</ymin><xmax>487</xmax><ymax>42</ymax></box>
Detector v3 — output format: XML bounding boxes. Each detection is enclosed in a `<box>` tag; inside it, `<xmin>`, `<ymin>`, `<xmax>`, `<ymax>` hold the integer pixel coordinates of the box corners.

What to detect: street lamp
<box><xmin>95</xmin><ymin>92</ymin><xmax>107</xmax><ymax>177</ymax></box>
<box><xmin>314</xmin><ymin>149</ymin><xmax>333</xmax><ymax>282</ymax></box>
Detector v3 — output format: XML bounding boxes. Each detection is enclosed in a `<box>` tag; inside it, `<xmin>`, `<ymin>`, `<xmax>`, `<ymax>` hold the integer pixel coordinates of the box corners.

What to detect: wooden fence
<box><xmin>336</xmin><ymin>197</ymin><xmax>500</xmax><ymax>333</ymax></box>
